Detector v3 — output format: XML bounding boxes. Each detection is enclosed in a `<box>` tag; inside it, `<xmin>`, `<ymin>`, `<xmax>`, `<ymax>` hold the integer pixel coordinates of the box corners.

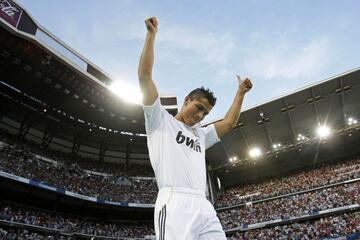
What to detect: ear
<box><xmin>184</xmin><ymin>96</ymin><xmax>191</xmax><ymax>105</ymax></box>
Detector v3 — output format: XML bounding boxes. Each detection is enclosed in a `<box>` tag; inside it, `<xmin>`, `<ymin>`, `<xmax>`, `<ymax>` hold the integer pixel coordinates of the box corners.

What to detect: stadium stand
<box><xmin>217</xmin><ymin>157</ymin><xmax>360</xmax><ymax>208</ymax></box>
<box><xmin>0</xmin><ymin>128</ymin><xmax>158</xmax><ymax>204</ymax></box>
<box><xmin>0</xmin><ymin>201</ymin><xmax>154</xmax><ymax>239</ymax></box>
<box><xmin>218</xmin><ymin>180</ymin><xmax>359</xmax><ymax>228</ymax></box>
<box><xmin>227</xmin><ymin>211</ymin><xmax>360</xmax><ymax>240</ymax></box>
<box><xmin>0</xmin><ymin>226</ymin><xmax>72</xmax><ymax>240</ymax></box>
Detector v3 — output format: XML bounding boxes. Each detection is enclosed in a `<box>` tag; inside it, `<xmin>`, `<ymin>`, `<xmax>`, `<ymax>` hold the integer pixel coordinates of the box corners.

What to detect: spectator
<box><xmin>0</xmin><ymin>201</ymin><xmax>154</xmax><ymax>238</ymax></box>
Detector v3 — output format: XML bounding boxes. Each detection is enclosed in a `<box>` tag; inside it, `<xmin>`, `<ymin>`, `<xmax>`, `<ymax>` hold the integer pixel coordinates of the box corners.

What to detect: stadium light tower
<box><xmin>316</xmin><ymin>125</ymin><xmax>331</xmax><ymax>138</ymax></box>
<box><xmin>109</xmin><ymin>81</ymin><xmax>143</xmax><ymax>104</ymax></box>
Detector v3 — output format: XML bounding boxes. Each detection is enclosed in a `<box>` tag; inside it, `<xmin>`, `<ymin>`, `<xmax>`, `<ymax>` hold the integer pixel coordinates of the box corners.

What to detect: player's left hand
<box><xmin>237</xmin><ymin>75</ymin><xmax>253</xmax><ymax>94</ymax></box>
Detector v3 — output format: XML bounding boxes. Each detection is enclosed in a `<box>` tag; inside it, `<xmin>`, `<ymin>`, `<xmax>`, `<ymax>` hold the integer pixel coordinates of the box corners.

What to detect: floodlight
<box><xmin>229</xmin><ymin>156</ymin><xmax>237</xmax><ymax>162</ymax></box>
<box><xmin>348</xmin><ymin>117</ymin><xmax>358</xmax><ymax>125</ymax></box>
<box><xmin>317</xmin><ymin>125</ymin><xmax>330</xmax><ymax>138</ymax></box>
<box><xmin>109</xmin><ymin>81</ymin><xmax>142</xmax><ymax>104</ymax></box>
<box><xmin>273</xmin><ymin>143</ymin><xmax>281</xmax><ymax>149</ymax></box>
<box><xmin>297</xmin><ymin>134</ymin><xmax>303</xmax><ymax>141</ymax></box>
<box><xmin>249</xmin><ymin>148</ymin><xmax>262</xmax><ymax>158</ymax></box>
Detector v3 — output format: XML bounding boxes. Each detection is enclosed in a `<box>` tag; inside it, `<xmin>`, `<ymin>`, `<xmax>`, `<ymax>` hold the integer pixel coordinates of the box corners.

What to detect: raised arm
<box><xmin>214</xmin><ymin>75</ymin><xmax>253</xmax><ymax>138</ymax></box>
<box><xmin>138</xmin><ymin>17</ymin><xmax>159</xmax><ymax>105</ymax></box>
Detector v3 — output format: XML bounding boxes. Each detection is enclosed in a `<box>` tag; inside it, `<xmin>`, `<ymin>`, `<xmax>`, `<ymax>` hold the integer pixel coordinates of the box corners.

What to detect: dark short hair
<box><xmin>188</xmin><ymin>87</ymin><xmax>217</xmax><ymax>106</ymax></box>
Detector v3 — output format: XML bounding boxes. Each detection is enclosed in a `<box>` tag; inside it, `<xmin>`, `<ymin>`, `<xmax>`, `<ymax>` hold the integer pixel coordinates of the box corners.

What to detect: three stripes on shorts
<box><xmin>158</xmin><ymin>205</ymin><xmax>166</xmax><ymax>240</ymax></box>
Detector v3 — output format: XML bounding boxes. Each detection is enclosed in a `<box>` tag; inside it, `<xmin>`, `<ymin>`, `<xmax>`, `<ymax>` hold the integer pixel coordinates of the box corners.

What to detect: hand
<box><xmin>145</xmin><ymin>17</ymin><xmax>158</xmax><ymax>34</ymax></box>
<box><xmin>237</xmin><ymin>75</ymin><xmax>253</xmax><ymax>94</ymax></box>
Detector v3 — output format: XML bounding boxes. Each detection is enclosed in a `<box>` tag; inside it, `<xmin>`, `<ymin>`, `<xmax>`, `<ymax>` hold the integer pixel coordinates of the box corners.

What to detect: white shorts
<box><xmin>154</xmin><ymin>187</ymin><xmax>226</xmax><ymax>240</ymax></box>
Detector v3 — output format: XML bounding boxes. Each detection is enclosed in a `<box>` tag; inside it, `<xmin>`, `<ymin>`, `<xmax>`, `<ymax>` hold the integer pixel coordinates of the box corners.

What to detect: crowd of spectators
<box><xmin>2</xmin><ymin>128</ymin><xmax>360</xmax><ymax>239</ymax></box>
<box><xmin>0</xmin><ymin>128</ymin><xmax>155</xmax><ymax>177</ymax></box>
<box><xmin>0</xmin><ymin>226</ymin><xmax>71</xmax><ymax>240</ymax></box>
<box><xmin>76</xmin><ymin>160</ymin><xmax>154</xmax><ymax>177</ymax></box>
<box><xmin>217</xmin><ymin>158</ymin><xmax>360</xmax><ymax>207</ymax></box>
<box><xmin>0</xmin><ymin>202</ymin><xmax>154</xmax><ymax>238</ymax></box>
<box><xmin>218</xmin><ymin>181</ymin><xmax>360</xmax><ymax>228</ymax></box>
<box><xmin>0</xmin><ymin>143</ymin><xmax>158</xmax><ymax>203</ymax></box>
<box><xmin>0</xmin><ymin>128</ymin><xmax>158</xmax><ymax>204</ymax></box>
<box><xmin>228</xmin><ymin>211</ymin><xmax>360</xmax><ymax>240</ymax></box>
<box><xmin>1</xmin><ymin>127</ymin><xmax>360</xmax><ymax>207</ymax></box>
<box><xmin>1</xmin><ymin>200</ymin><xmax>359</xmax><ymax>239</ymax></box>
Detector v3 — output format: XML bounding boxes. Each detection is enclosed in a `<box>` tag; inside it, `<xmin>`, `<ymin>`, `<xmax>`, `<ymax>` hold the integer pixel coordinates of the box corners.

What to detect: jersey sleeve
<box><xmin>143</xmin><ymin>97</ymin><xmax>166</xmax><ymax>135</ymax></box>
<box><xmin>201</xmin><ymin>124</ymin><xmax>220</xmax><ymax>149</ymax></box>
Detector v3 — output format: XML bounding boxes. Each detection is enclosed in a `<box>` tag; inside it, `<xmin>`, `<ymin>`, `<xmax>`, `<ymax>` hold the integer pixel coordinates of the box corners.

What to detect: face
<box><xmin>181</xmin><ymin>97</ymin><xmax>213</xmax><ymax>126</ymax></box>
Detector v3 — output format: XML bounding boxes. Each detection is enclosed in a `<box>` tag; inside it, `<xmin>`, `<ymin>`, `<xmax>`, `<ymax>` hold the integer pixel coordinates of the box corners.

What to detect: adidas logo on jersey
<box><xmin>176</xmin><ymin>131</ymin><xmax>201</xmax><ymax>153</ymax></box>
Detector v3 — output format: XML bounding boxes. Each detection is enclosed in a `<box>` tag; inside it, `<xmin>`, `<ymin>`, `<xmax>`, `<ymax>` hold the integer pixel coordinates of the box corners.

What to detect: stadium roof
<box><xmin>207</xmin><ymin>67</ymin><xmax>360</xmax><ymax>187</ymax></box>
<box><xmin>0</xmin><ymin>0</ymin><xmax>176</xmax><ymax>153</ymax></box>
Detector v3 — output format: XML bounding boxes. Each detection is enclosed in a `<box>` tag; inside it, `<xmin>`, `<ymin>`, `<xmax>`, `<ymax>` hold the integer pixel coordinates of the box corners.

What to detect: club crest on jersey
<box><xmin>176</xmin><ymin>131</ymin><xmax>201</xmax><ymax>153</ymax></box>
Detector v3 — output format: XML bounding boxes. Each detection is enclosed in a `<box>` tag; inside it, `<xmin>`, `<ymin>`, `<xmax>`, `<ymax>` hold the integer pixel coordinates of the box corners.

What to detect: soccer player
<box><xmin>138</xmin><ymin>17</ymin><xmax>252</xmax><ymax>240</ymax></box>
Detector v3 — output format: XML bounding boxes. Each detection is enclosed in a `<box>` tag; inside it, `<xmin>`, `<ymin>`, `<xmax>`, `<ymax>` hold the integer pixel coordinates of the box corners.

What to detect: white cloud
<box><xmin>60</xmin><ymin>13</ymin><xmax>236</xmax><ymax>74</ymax></box>
<box><xmin>158</xmin><ymin>24</ymin><xmax>235</xmax><ymax>65</ymax></box>
<box><xmin>244</xmin><ymin>37</ymin><xmax>333</xmax><ymax>80</ymax></box>
<box><xmin>216</xmin><ymin>68</ymin><xmax>231</xmax><ymax>78</ymax></box>
<box><xmin>211</xmin><ymin>68</ymin><xmax>236</xmax><ymax>85</ymax></box>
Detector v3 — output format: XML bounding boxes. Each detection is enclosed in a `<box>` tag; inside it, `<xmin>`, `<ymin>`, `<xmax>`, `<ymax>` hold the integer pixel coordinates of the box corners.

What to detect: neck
<box><xmin>174</xmin><ymin>113</ymin><xmax>185</xmax><ymax>123</ymax></box>
<box><xmin>175</xmin><ymin>112</ymin><xmax>194</xmax><ymax>127</ymax></box>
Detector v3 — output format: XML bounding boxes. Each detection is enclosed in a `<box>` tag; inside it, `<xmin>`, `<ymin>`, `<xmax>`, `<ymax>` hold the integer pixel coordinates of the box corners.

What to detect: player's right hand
<box><xmin>145</xmin><ymin>17</ymin><xmax>158</xmax><ymax>34</ymax></box>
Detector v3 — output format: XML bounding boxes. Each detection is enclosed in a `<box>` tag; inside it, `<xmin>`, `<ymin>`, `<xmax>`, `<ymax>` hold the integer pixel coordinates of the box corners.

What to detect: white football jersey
<box><xmin>143</xmin><ymin>97</ymin><xmax>220</xmax><ymax>193</ymax></box>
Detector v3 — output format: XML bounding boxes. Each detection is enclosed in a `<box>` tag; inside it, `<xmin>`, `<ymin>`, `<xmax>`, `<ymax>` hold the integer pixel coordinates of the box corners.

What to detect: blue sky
<box><xmin>16</xmin><ymin>0</ymin><xmax>360</xmax><ymax>123</ymax></box>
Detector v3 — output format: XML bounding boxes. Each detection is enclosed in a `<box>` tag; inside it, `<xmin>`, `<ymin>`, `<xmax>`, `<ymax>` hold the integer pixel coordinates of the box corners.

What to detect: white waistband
<box><xmin>158</xmin><ymin>187</ymin><xmax>205</xmax><ymax>198</ymax></box>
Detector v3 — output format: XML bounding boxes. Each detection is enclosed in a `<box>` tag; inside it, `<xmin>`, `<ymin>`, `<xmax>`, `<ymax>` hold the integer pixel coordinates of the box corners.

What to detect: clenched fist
<box><xmin>237</xmin><ymin>75</ymin><xmax>253</xmax><ymax>94</ymax></box>
<box><xmin>145</xmin><ymin>17</ymin><xmax>158</xmax><ymax>34</ymax></box>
